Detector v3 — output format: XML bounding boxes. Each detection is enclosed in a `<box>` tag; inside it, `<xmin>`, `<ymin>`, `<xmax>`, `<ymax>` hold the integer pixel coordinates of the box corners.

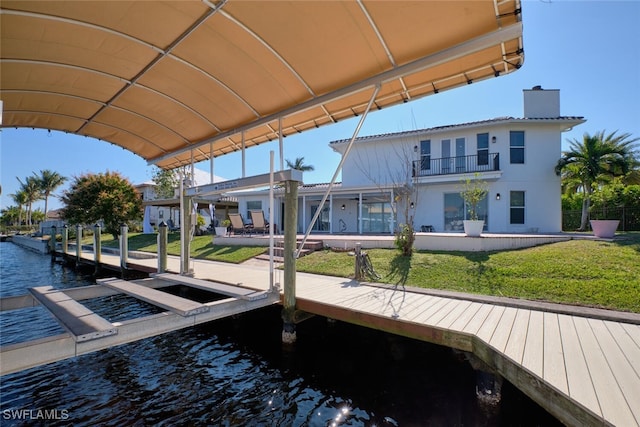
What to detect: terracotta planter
<box><xmin>590</xmin><ymin>220</ymin><xmax>619</xmax><ymax>238</ymax></box>
<box><xmin>463</xmin><ymin>220</ymin><xmax>484</xmax><ymax>237</ymax></box>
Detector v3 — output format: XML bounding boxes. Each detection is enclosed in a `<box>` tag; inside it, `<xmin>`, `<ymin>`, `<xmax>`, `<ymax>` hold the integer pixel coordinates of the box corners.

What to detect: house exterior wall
<box><xmin>230</xmin><ymin>88</ymin><xmax>583</xmax><ymax>235</ymax></box>
<box><xmin>338</xmin><ymin>121</ymin><xmax>567</xmax><ymax>233</ymax></box>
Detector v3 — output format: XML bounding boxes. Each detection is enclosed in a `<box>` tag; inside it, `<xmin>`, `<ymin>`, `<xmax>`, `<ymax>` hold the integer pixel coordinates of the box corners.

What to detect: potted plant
<box><xmin>589</xmin><ymin>186</ymin><xmax>620</xmax><ymax>238</ymax></box>
<box><xmin>218</xmin><ymin>219</ymin><xmax>231</xmax><ymax>237</ymax></box>
<box><xmin>460</xmin><ymin>174</ymin><xmax>488</xmax><ymax>237</ymax></box>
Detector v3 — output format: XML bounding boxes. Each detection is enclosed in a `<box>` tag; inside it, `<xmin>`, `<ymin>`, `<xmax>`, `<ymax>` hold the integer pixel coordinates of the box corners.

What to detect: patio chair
<box><xmin>249</xmin><ymin>210</ymin><xmax>269</xmax><ymax>234</ymax></box>
<box><xmin>228</xmin><ymin>213</ymin><xmax>252</xmax><ymax>235</ymax></box>
<box><xmin>166</xmin><ymin>218</ymin><xmax>180</xmax><ymax>232</ymax></box>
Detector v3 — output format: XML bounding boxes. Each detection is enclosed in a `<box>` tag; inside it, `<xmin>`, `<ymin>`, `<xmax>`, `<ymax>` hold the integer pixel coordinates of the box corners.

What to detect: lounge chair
<box><xmin>166</xmin><ymin>218</ymin><xmax>180</xmax><ymax>232</ymax></box>
<box><xmin>249</xmin><ymin>210</ymin><xmax>269</xmax><ymax>234</ymax></box>
<box><xmin>228</xmin><ymin>213</ymin><xmax>252</xmax><ymax>235</ymax></box>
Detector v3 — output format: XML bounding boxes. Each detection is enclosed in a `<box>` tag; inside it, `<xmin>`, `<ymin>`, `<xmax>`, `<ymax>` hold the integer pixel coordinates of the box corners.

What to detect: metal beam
<box><xmin>185</xmin><ymin>169</ymin><xmax>302</xmax><ymax>197</ymax></box>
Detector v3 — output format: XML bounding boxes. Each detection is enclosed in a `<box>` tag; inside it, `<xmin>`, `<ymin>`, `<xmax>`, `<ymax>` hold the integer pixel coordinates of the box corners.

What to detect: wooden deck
<box><xmin>4</xmin><ymin>247</ymin><xmax>639</xmax><ymax>426</ymax></box>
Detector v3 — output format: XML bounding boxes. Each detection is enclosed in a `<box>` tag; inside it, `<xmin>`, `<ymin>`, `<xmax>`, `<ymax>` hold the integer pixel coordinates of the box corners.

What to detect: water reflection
<box><xmin>0</xmin><ymin>243</ymin><xmax>561</xmax><ymax>426</ymax></box>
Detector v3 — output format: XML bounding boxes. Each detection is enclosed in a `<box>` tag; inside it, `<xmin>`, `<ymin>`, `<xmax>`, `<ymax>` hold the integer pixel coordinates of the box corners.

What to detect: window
<box><xmin>420</xmin><ymin>139</ymin><xmax>431</xmax><ymax>171</ymax></box>
<box><xmin>510</xmin><ymin>191</ymin><xmax>525</xmax><ymax>224</ymax></box>
<box><xmin>510</xmin><ymin>131</ymin><xmax>525</xmax><ymax>164</ymax></box>
<box><xmin>246</xmin><ymin>200</ymin><xmax>262</xmax><ymax>218</ymax></box>
<box><xmin>477</xmin><ymin>133</ymin><xmax>489</xmax><ymax>166</ymax></box>
<box><xmin>361</xmin><ymin>202</ymin><xmax>392</xmax><ymax>233</ymax></box>
<box><xmin>444</xmin><ymin>193</ymin><xmax>487</xmax><ymax>231</ymax></box>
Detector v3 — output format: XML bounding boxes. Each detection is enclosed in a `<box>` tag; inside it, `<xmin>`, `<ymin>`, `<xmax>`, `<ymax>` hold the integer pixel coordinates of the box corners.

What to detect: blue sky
<box><xmin>2</xmin><ymin>0</ymin><xmax>639</xmax><ymax>213</ymax></box>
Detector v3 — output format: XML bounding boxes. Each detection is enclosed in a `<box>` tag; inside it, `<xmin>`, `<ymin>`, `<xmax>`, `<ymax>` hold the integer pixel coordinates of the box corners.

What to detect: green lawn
<box><xmin>89</xmin><ymin>231</ymin><xmax>640</xmax><ymax>313</ymax></box>
<box><xmin>98</xmin><ymin>232</ymin><xmax>266</xmax><ymax>264</ymax></box>
<box><xmin>295</xmin><ymin>233</ymin><xmax>640</xmax><ymax>313</ymax></box>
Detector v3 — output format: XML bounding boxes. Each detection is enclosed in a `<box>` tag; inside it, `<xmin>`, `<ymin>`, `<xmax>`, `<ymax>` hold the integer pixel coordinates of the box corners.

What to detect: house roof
<box><xmin>0</xmin><ymin>0</ymin><xmax>524</xmax><ymax>169</ymax></box>
<box><xmin>328</xmin><ymin>115</ymin><xmax>586</xmax><ymax>147</ymax></box>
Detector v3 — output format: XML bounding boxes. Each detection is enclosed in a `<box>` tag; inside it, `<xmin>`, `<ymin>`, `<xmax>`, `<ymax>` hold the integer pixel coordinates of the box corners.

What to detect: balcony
<box><xmin>412</xmin><ymin>152</ymin><xmax>500</xmax><ymax>177</ymax></box>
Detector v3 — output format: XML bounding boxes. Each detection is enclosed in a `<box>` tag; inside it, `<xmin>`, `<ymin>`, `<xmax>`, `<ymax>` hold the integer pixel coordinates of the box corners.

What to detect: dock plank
<box><xmin>100</xmin><ymin>278</ymin><xmax>209</xmax><ymax>317</ymax></box>
<box><xmin>425</xmin><ymin>299</ymin><xmax>466</xmax><ymax>326</ymax></box>
<box><xmin>522</xmin><ymin>310</ymin><xmax>544</xmax><ymax>378</ymax></box>
<box><xmin>605</xmin><ymin>321</ymin><xmax>640</xmax><ymax>377</ymax></box>
<box><xmin>574</xmin><ymin>316</ymin><xmax>636</xmax><ymax>426</ymax></box>
<box><xmin>461</xmin><ymin>303</ymin><xmax>494</xmax><ymax>336</ymax></box>
<box><xmin>543</xmin><ymin>312</ymin><xmax>568</xmax><ymax>395</ymax></box>
<box><xmin>475</xmin><ymin>305</ymin><xmax>506</xmax><ymax>344</ymax></box>
<box><xmin>435</xmin><ymin>300</ymin><xmax>473</xmax><ymax>330</ymax></box>
<box><xmin>412</xmin><ymin>298</ymin><xmax>455</xmax><ymax>325</ymax></box>
<box><xmin>28</xmin><ymin>286</ymin><xmax>118</xmax><ymax>342</ymax></box>
<box><xmin>489</xmin><ymin>307</ymin><xmax>518</xmax><ymax>353</ymax></box>
<box><xmin>503</xmin><ymin>309</ymin><xmax>530</xmax><ymax>364</ymax></box>
<box><xmin>557</xmin><ymin>314</ymin><xmax>601</xmax><ymax>417</ymax></box>
<box><xmin>398</xmin><ymin>295</ymin><xmax>439</xmax><ymax>322</ymax></box>
<box><xmin>622</xmin><ymin>323</ymin><xmax>640</xmax><ymax>348</ymax></box>
<box><xmin>445</xmin><ymin>301</ymin><xmax>482</xmax><ymax>332</ymax></box>
<box><xmin>589</xmin><ymin>318</ymin><xmax>640</xmax><ymax>424</ymax></box>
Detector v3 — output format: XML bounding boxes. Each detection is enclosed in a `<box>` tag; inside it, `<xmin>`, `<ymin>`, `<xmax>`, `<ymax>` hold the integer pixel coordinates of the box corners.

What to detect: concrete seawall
<box><xmin>11</xmin><ymin>235</ymin><xmax>50</xmax><ymax>254</ymax></box>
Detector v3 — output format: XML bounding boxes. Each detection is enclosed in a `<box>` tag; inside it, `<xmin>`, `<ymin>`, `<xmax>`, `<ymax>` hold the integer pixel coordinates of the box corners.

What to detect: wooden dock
<box><xmin>3</xmin><ymin>247</ymin><xmax>639</xmax><ymax>426</ymax></box>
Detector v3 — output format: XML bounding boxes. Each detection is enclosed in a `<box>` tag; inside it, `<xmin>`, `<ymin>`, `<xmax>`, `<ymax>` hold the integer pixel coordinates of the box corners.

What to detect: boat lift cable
<box><xmin>295</xmin><ymin>84</ymin><xmax>381</xmax><ymax>258</ymax></box>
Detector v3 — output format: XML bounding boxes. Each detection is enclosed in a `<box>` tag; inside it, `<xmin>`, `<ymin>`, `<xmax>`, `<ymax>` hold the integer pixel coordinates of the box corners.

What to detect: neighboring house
<box><xmin>137</xmin><ymin>168</ymin><xmax>236</xmax><ymax>230</ymax></box>
<box><xmin>233</xmin><ymin>87</ymin><xmax>586</xmax><ymax>234</ymax></box>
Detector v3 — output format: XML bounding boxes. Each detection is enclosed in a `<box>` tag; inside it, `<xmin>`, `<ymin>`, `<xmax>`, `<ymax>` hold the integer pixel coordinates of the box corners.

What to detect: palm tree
<box><xmin>285</xmin><ymin>157</ymin><xmax>315</xmax><ymax>172</ymax></box>
<box><xmin>10</xmin><ymin>190</ymin><xmax>28</xmax><ymax>226</ymax></box>
<box><xmin>36</xmin><ymin>169</ymin><xmax>66</xmax><ymax>216</ymax></box>
<box><xmin>555</xmin><ymin>130</ymin><xmax>639</xmax><ymax>230</ymax></box>
<box><xmin>16</xmin><ymin>176</ymin><xmax>42</xmax><ymax>226</ymax></box>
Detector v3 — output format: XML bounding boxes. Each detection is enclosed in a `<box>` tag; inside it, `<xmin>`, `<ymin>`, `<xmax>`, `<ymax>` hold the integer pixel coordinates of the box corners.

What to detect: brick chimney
<box><xmin>523</xmin><ymin>86</ymin><xmax>560</xmax><ymax>118</ymax></box>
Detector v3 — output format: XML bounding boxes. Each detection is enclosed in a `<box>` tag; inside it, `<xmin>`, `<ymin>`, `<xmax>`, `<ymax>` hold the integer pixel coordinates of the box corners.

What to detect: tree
<box><xmin>60</xmin><ymin>171</ymin><xmax>143</xmax><ymax>238</ymax></box>
<box><xmin>555</xmin><ymin>130</ymin><xmax>639</xmax><ymax>230</ymax></box>
<box><xmin>0</xmin><ymin>206</ymin><xmax>22</xmax><ymax>227</ymax></box>
<box><xmin>16</xmin><ymin>176</ymin><xmax>42</xmax><ymax>226</ymax></box>
<box><xmin>151</xmin><ymin>167</ymin><xmax>180</xmax><ymax>199</ymax></box>
<box><xmin>10</xmin><ymin>190</ymin><xmax>28</xmax><ymax>226</ymax></box>
<box><xmin>354</xmin><ymin>142</ymin><xmax>418</xmax><ymax>256</ymax></box>
<box><xmin>36</xmin><ymin>169</ymin><xmax>66</xmax><ymax>216</ymax></box>
<box><xmin>286</xmin><ymin>157</ymin><xmax>315</xmax><ymax>172</ymax></box>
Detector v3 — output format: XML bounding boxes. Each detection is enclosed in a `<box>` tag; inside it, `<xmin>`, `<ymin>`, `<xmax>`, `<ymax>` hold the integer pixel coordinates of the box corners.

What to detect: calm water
<box><xmin>0</xmin><ymin>242</ymin><xmax>561</xmax><ymax>426</ymax></box>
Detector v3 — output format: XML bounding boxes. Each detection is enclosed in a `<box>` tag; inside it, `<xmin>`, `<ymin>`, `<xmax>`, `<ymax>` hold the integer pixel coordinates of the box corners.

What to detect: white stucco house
<box><xmin>230</xmin><ymin>87</ymin><xmax>585</xmax><ymax>235</ymax></box>
<box><xmin>136</xmin><ymin>168</ymin><xmax>236</xmax><ymax>232</ymax></box>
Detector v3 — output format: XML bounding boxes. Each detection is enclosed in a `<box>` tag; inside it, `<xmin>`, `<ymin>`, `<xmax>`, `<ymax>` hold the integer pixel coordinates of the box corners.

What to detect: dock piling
<box><xmin>158</xmin><ymin>221</ymin><xmax>168</xmax><ymax>273</ymax></box>
<box><xmin>282</xmin><ymin>179</ymin><xmax>298</xmax><ymax>345</ymax></box>
<box><xmin>93</xmin><ymin>224</ymin><xmax>102</xmax><ymax>275</ymax></box>
<box><xmin>75</xmin><ymin>224</ymin><xmax>82</xmax><ymax>268</ymax></box>
<box><xmin>49</xmin><ymin>225</ymin><xmax>57</xmax><ymax>259</ymax></box>
<box><xmin>119</xmin><ymin>223</ymin><xmax>128</xmax><ymax>277</ymax></box>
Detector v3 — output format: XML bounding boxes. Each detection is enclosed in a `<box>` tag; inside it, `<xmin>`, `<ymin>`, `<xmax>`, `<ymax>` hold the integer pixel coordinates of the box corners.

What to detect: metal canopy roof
<box><xmin>0</xmin><ymin>0</ymin><xmax>524</xmax><ymax>169</ymax></box>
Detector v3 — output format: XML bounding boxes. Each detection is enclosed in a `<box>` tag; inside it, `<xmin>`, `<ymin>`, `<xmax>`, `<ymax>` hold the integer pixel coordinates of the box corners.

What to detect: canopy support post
<box><xmin>295</xmin><ymin>84</ymin><xmax>380</xmax><ymax>257</ymax></box>
<box><xmin>282</xmin><ymin>177</ymin><xmax>298</xmax><ymax>344</ymax></box>
<box><xmin>279</xmin><ymin>116</ymin><xmax>284</xmax><ymax>171</ymax></box>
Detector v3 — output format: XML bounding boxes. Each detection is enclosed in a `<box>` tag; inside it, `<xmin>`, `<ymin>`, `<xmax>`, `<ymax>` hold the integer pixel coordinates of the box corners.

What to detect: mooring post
<box><xmin>61</xmin><ymin>224</ymin><xmax>68</xmax><ymax>254</ymax></box>
<box><xmin>180</xmin><ymin>190</ymin><xmax>193</xmax><ymax>276</ymax></box>
<box><xmin>282</xmin><ymin>179</ymin><xmax>298</xmax><ymax>344</ymax></box>
<box><xmin>354</xmin><ymin>242</ymin><xmax>362</xmax><ymax>280</ymax></box>
<box><xmin>157</xmin><ymin>221</ymin><xmax>168</xmax><ymax>273</ymax></box>
<box><xmin>49</xmin><ymin>225</ymin><xmax>57</xmax><ymax>258</ymax></box>
<box><xmin>119</xmin><ymin>223</ymin><xmax>128</xmax><ymax>277</ymax></box>
<box><xmin>75</xmin><ymin>224</ymin><xmax>82</xmax><ymax>267</ymax></box>
<box><xmin>93</xmin><ymin>223</ymin><xmax>101</xmax><ymax>275</ymax></box>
